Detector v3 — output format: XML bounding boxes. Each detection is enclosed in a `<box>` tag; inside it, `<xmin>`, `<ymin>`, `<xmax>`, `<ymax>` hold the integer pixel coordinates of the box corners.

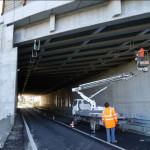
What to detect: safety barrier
<box><xmin>128</xmin><ymin>113</ymin><xmax>150</xmax><ymax>128</ymax></box>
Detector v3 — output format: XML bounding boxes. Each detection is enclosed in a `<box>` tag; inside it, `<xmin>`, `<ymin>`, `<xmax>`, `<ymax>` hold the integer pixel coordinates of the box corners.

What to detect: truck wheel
<box><xmin>73</xmin><ymin>115</ymin><xmax>79</xmax><ymax>125</ymax></box>
<box><xmin>90</xmin><ymin>120</ymin><xmax>100</xmax><ymax>131</ymax></box>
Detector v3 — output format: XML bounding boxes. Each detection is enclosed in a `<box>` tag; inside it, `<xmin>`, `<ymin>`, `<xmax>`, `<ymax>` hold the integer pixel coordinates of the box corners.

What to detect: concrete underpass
<box><xmin>0</xmin><ymin>0</ymin><xmax>150</xmax><ymax>149</ymax></box>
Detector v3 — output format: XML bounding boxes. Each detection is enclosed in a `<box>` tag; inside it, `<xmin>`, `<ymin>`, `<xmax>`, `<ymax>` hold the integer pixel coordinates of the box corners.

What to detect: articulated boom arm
<box><xmin>72</xmin><ymin>72</ymin><xmax>136</xmax><ymax>110</ymax></box>
<box><xmin>77</xmin><ymin>91</ymin><xmax>96</xmax><ymax>109</ymax></box>
<box><xmin>72</xmin><ymin>72</ymin><xmax>135</xmax><ymax>92</ymax></box>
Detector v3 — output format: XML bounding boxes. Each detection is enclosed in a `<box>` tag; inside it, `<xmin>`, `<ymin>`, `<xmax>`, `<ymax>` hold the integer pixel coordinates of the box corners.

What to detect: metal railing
<box><xmin>118</xmin><ymin>113</ymin><xmax>150</xmax><ymax>128</ymax></box>
<box><xmin>128</xmin><ymin>113</ymin><xmax>150</xmax><ymax>128</ymax></box>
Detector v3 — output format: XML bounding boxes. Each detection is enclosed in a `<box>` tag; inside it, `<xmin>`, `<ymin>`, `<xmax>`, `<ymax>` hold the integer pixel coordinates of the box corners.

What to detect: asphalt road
<box><xmin>33</xmin><ymin>107</ymin><xmax>150</xmax><ymax>150</ymax></box>
<box><xmin>20</xmin><ymin>108</ymin><xmax>120</xmax><ymax>150</ymax></box>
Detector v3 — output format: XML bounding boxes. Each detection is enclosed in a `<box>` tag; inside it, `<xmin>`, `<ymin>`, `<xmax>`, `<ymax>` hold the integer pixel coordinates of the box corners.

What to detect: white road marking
<box><xmin>48</xmin><ymin>117</ymin><xmax>126</xmax><ymax>150</ymax></box>
<box><xmin>21</xmin><ymin>111</ymin><xmax>38</xmax><ymax>150</ymax></box>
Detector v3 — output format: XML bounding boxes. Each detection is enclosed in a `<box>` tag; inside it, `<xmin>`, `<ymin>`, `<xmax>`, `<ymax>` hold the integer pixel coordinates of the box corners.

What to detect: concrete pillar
<box><xmin>0</xmin><ymin>24</ymin><xmax>17</xmax><ymax>148</ymax></box>
<box><xmin>50</xmin><ymin>14</ymin><xmax>56</xmax><ymax>32</ymax></box>
<box><xmin>107</xmin><ymin>0</ymin><xmax>121</xmax><ymax>18</ymax></box>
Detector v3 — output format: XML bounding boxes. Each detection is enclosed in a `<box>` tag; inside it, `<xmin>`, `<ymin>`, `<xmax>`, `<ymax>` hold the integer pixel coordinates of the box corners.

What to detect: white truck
<box><xmin>72</xmin><ymin>72</ymin><xmax>136</xmax><ymax>130</ymax></box>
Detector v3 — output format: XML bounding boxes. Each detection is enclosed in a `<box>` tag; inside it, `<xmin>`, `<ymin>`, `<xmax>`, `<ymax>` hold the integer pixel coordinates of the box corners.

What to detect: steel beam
<box><xmin>40</xmin><ymin>33</ymin><xmax>150</xmax><ymax>56</ymax></box>
<box><xmin>19</xmin><ymin>50</ymin><xmax>134</xmax><ymax>67</ymax></box>
<box><xmin>31</xmin><ymin>60</ymin><xmax>130</xmax><ymax>74</ymax></box>
<box><xmin>19</xmin><ymin>22</ymin><xmax>150</xmax><ymax>54</ymax></box>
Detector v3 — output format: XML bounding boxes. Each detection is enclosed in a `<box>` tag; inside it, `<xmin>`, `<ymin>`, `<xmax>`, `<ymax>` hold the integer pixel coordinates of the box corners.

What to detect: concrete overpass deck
<box><xmin>18</xmin><ymin>18</ymin><xmax>150</xmax><ymax>94</ymax></box>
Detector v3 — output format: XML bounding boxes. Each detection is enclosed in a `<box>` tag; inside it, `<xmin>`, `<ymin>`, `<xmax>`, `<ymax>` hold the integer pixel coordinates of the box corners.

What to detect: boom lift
<box><xmin>72</xmin><ymin>72</ymin><xmax>136</xmax><ymax>112</ymax></box>
<box><xmin>72</xmin><ymin>49</ymin><xmax>149</xmax><ymax>130</ymax></box>
<box><xmin>72</xmin><ymin>72</ymin><xmax>137</xmax><ymax>130</ymax></box>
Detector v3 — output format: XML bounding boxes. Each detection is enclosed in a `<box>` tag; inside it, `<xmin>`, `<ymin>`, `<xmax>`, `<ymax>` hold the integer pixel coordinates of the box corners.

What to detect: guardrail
<box><xmin>128</xmin><ymin>113</ymin><xmax>150</xmax><ymax>128</ymax></box>
<box><xmin>117</xmin><ymin>113</ymin><xmax>150</xmax><ymax>128</ymax></box>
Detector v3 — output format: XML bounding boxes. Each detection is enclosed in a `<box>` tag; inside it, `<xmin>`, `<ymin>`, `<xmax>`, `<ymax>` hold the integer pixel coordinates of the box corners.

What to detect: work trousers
<box><xmin>106</xmin><ymin>127</ymin><xmax>116</xmax><ymax>142</ymax></box>
<box><xmin>139</xmin><ymin>57</ymin><xmax>143</xmax><ymax>61</ymax></box>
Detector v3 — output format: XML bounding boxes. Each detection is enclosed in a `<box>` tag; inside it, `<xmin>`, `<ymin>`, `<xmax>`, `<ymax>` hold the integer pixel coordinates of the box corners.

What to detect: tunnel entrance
<box><xmin>18</xmin><ymin>95</ymin><xmax>41</xmax><ymax>108</ymax></box>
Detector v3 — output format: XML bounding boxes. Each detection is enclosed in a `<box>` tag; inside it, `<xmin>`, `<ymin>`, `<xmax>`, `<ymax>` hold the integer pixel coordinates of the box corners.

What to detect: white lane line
<box><xmin>48</xmin><ymin>118</ymin><xmax>126</xmax><ymax>150</ymax></box>
<box><xmin>21</xmin><ymin>111</ymin><xmax>38</xmax><ymax>150</ymax></box>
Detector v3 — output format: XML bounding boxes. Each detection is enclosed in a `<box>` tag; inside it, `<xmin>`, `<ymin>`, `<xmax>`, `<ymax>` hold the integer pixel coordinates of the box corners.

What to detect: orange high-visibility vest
<box><xmin>102</xmin><ymin>107</ymin><xmax>118</xmax><ymax>128</ymax></box>
<box><xmin>137</xmin><ymin>48</ymin><xmax>144</xmax><ymax>58</ymax></box>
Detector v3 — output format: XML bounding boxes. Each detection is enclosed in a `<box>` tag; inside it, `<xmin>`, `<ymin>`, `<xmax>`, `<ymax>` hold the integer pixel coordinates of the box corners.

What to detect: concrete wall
<box><xmin>40</xmin><ymin>93</ymin><xmax>55</xmax><ymax>109</ymax></box>
<box><xmin>40</xmin><ymin>57</ymin><xmax>150</xmax><ymax>135</ymax></box>
<box><xmin>14</xmin><ymin>0</ymin><xmax>150</xmax><ymax>44</ymax></box>
<box><xmin>3</xmin><ymin>0</ymin><xmax>74</xmax><ymax>25</ymax></box>
<box><xmin>40</xmin><ymin>88</ymin><xmax>72</xmax><ymax>116</ymax></box>
<box><xmin>40</xmin><ymin>88</ymin><xmax>72</xmax><ymax>108</ymax></box>
<box><xmin>0</xmin><ymin>24</ymin><xmax>17</xmax><ymax>147</ymax></box>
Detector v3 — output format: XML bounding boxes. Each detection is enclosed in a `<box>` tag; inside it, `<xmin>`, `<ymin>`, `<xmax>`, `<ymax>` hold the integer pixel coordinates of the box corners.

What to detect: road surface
<box><xmin>20</xmin><ymin>108</ymin><xmax>122</xmax><ymax>150</ymax></box>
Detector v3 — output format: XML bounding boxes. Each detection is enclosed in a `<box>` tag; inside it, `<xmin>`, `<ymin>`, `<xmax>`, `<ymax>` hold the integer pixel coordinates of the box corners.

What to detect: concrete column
<box><xmin>107</xmin><ymin>0</ymin><xmax>121</xmax><ymax>18</ymax></box>
<box><xmin>0</xmin><ymin>24</ymin><xmax>17</xmax><ymax>148</ymax></box>
<box><xmin>50</xmin><ymin>14</ymin><xmax>56</xmax><ymax>32</ymax></box>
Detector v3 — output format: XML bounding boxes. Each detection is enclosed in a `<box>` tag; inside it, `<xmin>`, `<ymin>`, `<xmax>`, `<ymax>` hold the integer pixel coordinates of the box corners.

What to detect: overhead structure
<box><xmin>13</xmin><ymin>0</ymin><xmax>150</xmax><ymax>94</ymax></box>
<box><xmin>18</xmin><ymin>21</ymin><xmax>150</xmax><ymax>94</ymax></box>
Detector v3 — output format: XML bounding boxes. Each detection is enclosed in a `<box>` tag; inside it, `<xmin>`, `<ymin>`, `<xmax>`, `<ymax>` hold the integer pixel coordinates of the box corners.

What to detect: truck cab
<box><xmin>72</xmin><ymin>99</ymin><xmax>91</xmax><ymax>115</ymax></box>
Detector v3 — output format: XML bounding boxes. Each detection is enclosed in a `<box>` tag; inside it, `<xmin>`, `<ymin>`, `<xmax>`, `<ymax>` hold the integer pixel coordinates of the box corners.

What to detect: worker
<box><xmin>102</xmin><ymin>102</ymin><xmax>118</xmax><ymax>143</ymax></box>
<box><xmin>137</xmin><ymin>47</ymin><xmax>144</xmax><ymax>61</ymax></box>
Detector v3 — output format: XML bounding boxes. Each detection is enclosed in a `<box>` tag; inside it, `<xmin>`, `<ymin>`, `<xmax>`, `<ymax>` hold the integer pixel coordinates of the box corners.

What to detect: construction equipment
<box><xmin>32</xmin><ymin>40</ymin><xmax>41</xmax><ymax>58</ymax></box>
<box><xmin>135</xmin><ymin>50</ymin><xmax>149</xmax><ymax>72</ymax></box>
<box><xmin>72</xmin><ymin>50</ymin><xmax>149</xmax><ymax>130</ymax></box>
<box><xmin>72</xmin><ymin>72</ymin><xmax>137</xmax><ymax>130</ymax></box>
<box><xmin>34</xmin><ymin>40</ymin><xmax>40</xmax><ymax>51</ymax></box>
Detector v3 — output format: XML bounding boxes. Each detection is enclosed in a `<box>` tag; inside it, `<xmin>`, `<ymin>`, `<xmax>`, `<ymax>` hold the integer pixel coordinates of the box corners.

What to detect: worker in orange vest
<box><xmin>102</xmin><ymin>102</ymin><xmax>118</xmax><ymax>143</ymax></box>
<box><xmin>137</xmin><ymin>47</ymin><xmax>144</xmax><ymax>61</ymax></box>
